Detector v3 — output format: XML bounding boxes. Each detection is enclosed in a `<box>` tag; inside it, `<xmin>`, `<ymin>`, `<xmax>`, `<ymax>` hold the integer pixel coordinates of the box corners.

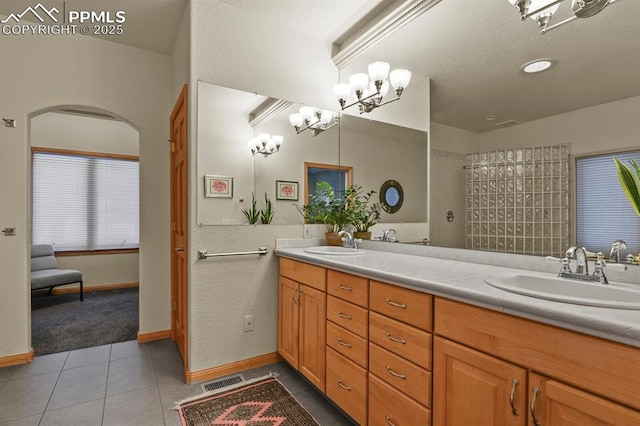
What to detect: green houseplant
<box><xmin>261</xmin><ymin>192</ymin><xmax>275</xmax><ymax>224</ymax></box>
<box><xmin>614</xmin><ymin>157</ymin><xmax>640</xmax><ymax>217</ymax></box>
<box><xmin>241</xmin><ymin>193</ymin><xmax>260</xmax><ymax>224</ymax></box>
<box><xmin>349</xmin><ymin>185</ymin><xmax>381</xmax><ymax>239</ymax></box>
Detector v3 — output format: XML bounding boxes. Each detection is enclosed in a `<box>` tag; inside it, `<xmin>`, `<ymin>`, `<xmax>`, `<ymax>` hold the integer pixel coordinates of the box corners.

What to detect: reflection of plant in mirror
<box><xmin>261</xmin><ymin>193</ymin><xmax>275</xmax><ymax>224</ymax></box>
<box><xmin>614</xmin><ymin>158</ymin><xmax>640</xmax><ymax>217</ymax></box>
<box><xmin>241</xmin><ymin>193</ymin><xmax>260</xmax><ymax>224</ymax></box>
<box><xmin>349</xmin><ymin>185</ymin><xmax>382</xmax><ymax>232</ymax></box>
<box><xmin>296</xmin><ymin>181</ymin><xmax>354</xmax><ymax>233</ymax></box>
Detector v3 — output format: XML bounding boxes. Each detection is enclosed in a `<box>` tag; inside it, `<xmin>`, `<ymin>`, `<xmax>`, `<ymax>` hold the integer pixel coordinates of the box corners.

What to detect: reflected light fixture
<box><xmin>507</xmin><ymin>0</ymin><xmax>622</xmax><ymax>34</ymax></box>
<box><xmin>333</xmin><ymin>61</ymin><xmax>411</xmax><ymax>114</ymax></box>
<box><xmin>249</xmin><ymin>133</ymin><xmax>283</xmax><ymax>157</ymax></box>
<box><xmin>288</xmin><ymin>107</ymin><xmax>338</xmax><ymax>137</ymax></box>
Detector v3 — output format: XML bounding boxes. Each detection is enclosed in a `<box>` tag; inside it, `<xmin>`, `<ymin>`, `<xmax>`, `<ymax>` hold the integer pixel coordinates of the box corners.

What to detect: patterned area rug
<box><xmin>177</xmin><ymin>375</ymin><xmax>319</xmax><ymax>426</ymax></box>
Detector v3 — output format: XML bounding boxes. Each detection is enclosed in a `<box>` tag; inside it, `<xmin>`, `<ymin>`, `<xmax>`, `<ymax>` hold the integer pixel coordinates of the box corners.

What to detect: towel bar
<box><xmin>197</xmin><ymin>247</ymin><xmax>268</xmax><ymax>259</ymax></box>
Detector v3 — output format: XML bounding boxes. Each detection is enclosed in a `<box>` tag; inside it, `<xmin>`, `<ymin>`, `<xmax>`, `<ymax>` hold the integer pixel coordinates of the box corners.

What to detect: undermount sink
<box><xmin>484</xmin><ymin>273</ymin><xmax>640</xmax><ymax>310</ymax></box>
<box><xmin>303</xmin><ymin>246</ymin><xmax>365</xmax><ymax>256</ymax></box>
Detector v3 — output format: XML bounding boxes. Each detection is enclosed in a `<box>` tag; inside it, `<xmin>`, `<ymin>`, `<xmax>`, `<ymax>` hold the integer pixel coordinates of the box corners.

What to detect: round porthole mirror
<box><xmin>379</xmin><ymin>179</ymin><xmax>403</xmax><ymax>214</ymax></box>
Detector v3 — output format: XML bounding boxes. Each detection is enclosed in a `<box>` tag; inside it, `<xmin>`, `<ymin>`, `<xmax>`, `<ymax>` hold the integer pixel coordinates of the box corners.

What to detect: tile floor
<box><xmin>0</xmin><ymin>340</ymin><xmax>353</xmax><ymax>425</ymax></box>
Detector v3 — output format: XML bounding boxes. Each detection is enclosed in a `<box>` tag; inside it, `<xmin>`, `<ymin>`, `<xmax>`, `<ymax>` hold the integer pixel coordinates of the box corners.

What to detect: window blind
<box><xmin>575</xmin><ymin>150</ymin><xmax>640</xmax><ymax>257</ymax></box>
<box><xmin>32</xmin><ymin>151</ymin><xmax>139</xmax><ymax>251</ymax></box>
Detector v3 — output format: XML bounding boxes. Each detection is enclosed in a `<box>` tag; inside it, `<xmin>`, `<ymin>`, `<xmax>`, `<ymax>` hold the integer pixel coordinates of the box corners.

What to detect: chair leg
<box><xmin>80</xmin><ymin>280</ymin><xmax>84</xmax><ymax>301</ymax></box>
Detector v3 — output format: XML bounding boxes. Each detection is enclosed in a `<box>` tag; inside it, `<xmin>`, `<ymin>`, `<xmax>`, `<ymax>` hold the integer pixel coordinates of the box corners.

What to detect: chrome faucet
<box><xmin>567</xmin><ymin>246</ymin><xmax>589</xmax><ymax>275</ymax></box>
<box><xmin>338</xmin><ymin>230</ymin><xmax>361</xmax><ymax>249</ymax></box>
<box><xmin>381</xmin><ymin>229</ymin><xmax>397</xmax><ymax>242</ymax></box>
<box><xmin>609</xmin><ymin>240</ymin><xmax>627</xmax><ymax>263</ymax></box>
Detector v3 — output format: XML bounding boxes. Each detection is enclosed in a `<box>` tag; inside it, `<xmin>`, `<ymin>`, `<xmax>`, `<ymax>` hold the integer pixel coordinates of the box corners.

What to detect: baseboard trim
<box><xmin>0</xmin><ymin>348</ymin><xmax>34</xmax><ymax>367</ymax></box>
<box><xmin>185</xmin><ymin>352</ymin><xmax>283</xmax><ymax>384</ymax></box>
<box><xmin>51</xmin><ymin>282</ymin><xmax>139</xmax><ymax>295</ymax></box>
<box><xmin>137</xmin><ymin>330</ymin><xmax>171</xmax><ymax>343</ymax></box>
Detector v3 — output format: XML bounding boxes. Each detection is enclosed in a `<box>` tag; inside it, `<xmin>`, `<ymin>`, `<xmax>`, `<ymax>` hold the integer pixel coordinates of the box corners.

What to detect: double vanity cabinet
<box><xmin>277</xmin><ymin>256</ymin><xmax>640</xmax><ymax>425</ymax></box>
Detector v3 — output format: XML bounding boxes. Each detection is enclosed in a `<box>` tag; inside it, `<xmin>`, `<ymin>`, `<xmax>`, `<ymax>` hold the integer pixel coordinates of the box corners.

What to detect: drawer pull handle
<box><xmin>385</xmin><ymin>415</ymin><xmax>397</xmax><ymax>426</ymax></box>
<box><xmin>386</xmin><ymin>366</ymin><xmax>406</xmax><ymax>379</ymax></box>
<box><xmin>337</xmin><ymin>312</ymin><xmax>352</xmax><ymax>320</ymax></box>
<box><xmin>509</xmin><ymin>378</ymin><xmax>519</xmax><ymax>416</ymax></box>
<box><xmin>338</xmin><ymin>284</ymin><xmax>353</xmax><ymax>291</ymax></box>
<box><xmin>386</xmin><ymin>299</ymin><xmax>407</xmax><ymax>309</ymax></box>
<box><xmin>530</xmin><ymin>387</ymin><xmax>541</xmax><ymax>426</ymax></box>
<box><xmin>386</xmin><ymin>332</ymin><xmax>406</xmax><ymax>344</ymax></box>
<box><xmin>337</xmin><ymin>380</ymin><xmax>351</xmax><ymax>391</ymax></box>
<box><xmin>337</xmin><ymin>339</ymin><xmax>352</xmax><ymax>348</ymax></box>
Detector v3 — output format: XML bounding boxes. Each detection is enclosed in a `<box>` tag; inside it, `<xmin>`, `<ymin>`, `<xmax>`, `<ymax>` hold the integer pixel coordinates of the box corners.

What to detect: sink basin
<box><xmin>303</xmin><ymin>246</ymin><xmax>365</xmax><ymax>256</ymax></box>
<box><xmin>484</xmin><ymin>273</ymin><xmax>640</xmax><ymax>310</ymax></box>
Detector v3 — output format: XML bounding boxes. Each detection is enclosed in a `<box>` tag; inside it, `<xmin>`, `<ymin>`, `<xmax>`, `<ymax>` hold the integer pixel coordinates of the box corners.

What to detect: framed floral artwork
<box><xmin>276</xmin><ymin>180</ymin><xmax>298</xmax><ymax>200</ymax></box>
<box><xmin>204</xmin><ymin>175</ymin><xmax>233</xmax><ymax>198</ymax></box>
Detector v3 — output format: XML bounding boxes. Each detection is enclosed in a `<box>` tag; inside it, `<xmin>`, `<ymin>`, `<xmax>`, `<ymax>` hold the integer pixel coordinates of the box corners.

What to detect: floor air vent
<box><xmin>200</xmin><ymin>374</ymin><xmax>245</xmax><ymax>393</ymax></box>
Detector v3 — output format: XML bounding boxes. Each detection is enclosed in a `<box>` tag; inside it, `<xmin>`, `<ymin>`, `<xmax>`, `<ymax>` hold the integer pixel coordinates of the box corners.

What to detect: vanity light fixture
<box><xmin>333</xmin><ymin>61</ymin><xmax>411</xmax><ymax>114</ymax></box>
<box><xmin>507</xmin><ymin>0</ymin><xmax>623</xmax><ymax>34</ymax></box>
<box><xmin>249</xmin><ymin>133</ymin><xmax>283</xmax><ymax>157</ymax></box>
<box><xmin>288</xmin><ymin>107</ymin><xmax>338</xmax><ymax>137</ymax></box>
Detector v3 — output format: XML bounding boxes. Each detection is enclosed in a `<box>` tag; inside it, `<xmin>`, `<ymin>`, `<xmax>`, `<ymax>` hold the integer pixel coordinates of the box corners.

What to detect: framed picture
<box><xmin>276</xmin><ymin>180</ymin><xmax>298</xmax><ymax>200</ymax></box>
<box><xmin>204</xmin><ymin>175</ymin><xmax>233</xmax><ymax>198</ymax></box>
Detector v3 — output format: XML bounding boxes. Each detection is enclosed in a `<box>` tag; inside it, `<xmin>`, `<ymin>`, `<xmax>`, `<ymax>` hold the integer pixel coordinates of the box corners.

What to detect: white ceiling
<box><xmin>4</xmin><ymin>0</ymin><xmax>638</xmax><ymax>132</ymax></box>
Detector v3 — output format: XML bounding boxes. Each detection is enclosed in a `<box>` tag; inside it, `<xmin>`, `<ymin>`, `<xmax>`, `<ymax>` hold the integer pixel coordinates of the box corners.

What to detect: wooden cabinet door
<box><xmin>528</xmin><ymin>373</ymin><xmax>640</xmax><ymax>426</ymax></box>
<box><xmin>434</xmin><ymin>337</ymin><xmax>526</xmax><ymax>426</ymax></box>
<box><xmin>277</xmin><ymin>277</ymin><xmax>299</xmax><ymax>369</ymax></box>
<box><xmin>299</xmin><ymin>284</ymin><xmax>326</xmax><ymax>392</ymax></box>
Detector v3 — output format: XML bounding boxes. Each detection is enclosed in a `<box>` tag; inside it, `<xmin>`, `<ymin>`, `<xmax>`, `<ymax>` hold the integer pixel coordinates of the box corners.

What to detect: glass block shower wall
<box><xmin>464</xmin><ymin>144</ymin><xmax>571</xmax><ymax>256</ymax></box>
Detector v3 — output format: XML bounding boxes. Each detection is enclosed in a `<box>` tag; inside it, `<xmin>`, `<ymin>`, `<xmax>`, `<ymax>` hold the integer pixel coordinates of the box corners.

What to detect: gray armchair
<box><xmin>31</xmin><ymin>244</ymin><xmax>83</xmax><ymax>301</ymax></box>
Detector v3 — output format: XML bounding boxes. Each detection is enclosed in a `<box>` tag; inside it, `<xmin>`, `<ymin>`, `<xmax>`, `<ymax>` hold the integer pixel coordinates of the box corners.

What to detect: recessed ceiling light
<box><xmin>485</xmin><ymin>115</ymin><xmax>498</xmax><ymax>121</ymax></box>
<box><xmin>521</xmin><ymin>59</ymin><xmax>555</xmax><ymax>74</ymax></box>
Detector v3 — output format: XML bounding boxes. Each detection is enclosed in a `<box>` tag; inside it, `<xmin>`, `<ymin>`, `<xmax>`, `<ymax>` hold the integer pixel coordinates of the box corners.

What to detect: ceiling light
<box><xmin>333</xmin><ymin>61</ymin><xmax>411</xmax><ymax>114</ymax></box>
<box><xmin>485</xmin><ymin>115</ymin><xmax>499</xmax><ymax>121</ymax></box>
<box><xmin>521</xmin><ymin>59</ymin><xmax>555</xmax><ymax>73</ymax></box>
<box><xmin>288</xmin><ymin>107</ymin><xmax>338</xmax><ymax>137</ymax></box>
<box><xmin>249</xmin><ymin>133</ymin><xmax>283</xmax><ymax>157</ymax></box>
<box><xmin>506</xmin><ymin>0</ymin><xmax>622</xmax><ymax>34</ymax></box>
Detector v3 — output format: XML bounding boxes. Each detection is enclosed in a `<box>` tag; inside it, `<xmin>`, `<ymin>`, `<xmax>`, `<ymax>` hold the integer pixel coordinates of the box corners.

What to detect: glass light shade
<box><xmin>333</xmin><ymin>83</ymin><xmax>351</xmax><ymax>100</ymax></box>
<box><xmin>528</xmin><ymin>0</ymin><xmax>559</xmax><ymax>19</ymax></box>
<box><xmin>368</xmin><ymin>61</ymin><xmax>390</xmax><ymax>82</ymax></box>
<box><xmin>250</xmin><ymin>137</ymin><xmax>261</xmax><ymax>150</ymax></box>
<box><xmin>299</xmin><ymin>106</ymin><xmax>316</xmax><ymax>121</ymax></box>
<box><xmin>349</xmin><ymin>73</ymin><xmax>369</xmax><ymax>92</ymax></box>
<box><xmin>271</xmin><ymin>135</ymin><xmax>283</xmax><ymax>146</ymax></box>
<box><xmin>390</xmin><ymin>69</ymin><xmax>411</xmax><ymax>89</ymax></box>
<box><xmin>379</xmin><ymin>80</ymin><xmax>390</xmax><ymax>97</ymax></box>
<box><xmin>363</xmin><ymin>82</ymin><xmax>376</xmax><ymax>98</ymax></box>
<box><xmin>258</xmin><ymin>133</ymin><xmax>270</xmax><ymax>143</ymax></box>
<box><xmin>265</xmin><ymin>140</ymin><xmax>275</xmax><ymax>152</ymax></box>
<box><xmin>289</xmin><ymin>113</ymin><xmax>303</xmax><ymax>127</ymax></box>
<box><xmin>320</xmin><ymin>110</ymin><xmax>333</xmax><ymax>124</ymax></box>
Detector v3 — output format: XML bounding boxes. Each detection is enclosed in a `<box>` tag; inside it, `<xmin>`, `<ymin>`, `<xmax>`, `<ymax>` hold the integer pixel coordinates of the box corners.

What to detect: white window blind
<box><xmin>575</xmin><ymin>150</ymin><xmax>640</xmax><ymax>256</ymax></box>
<box><xmin>32</xmin><ymin>151</ymin><xmax>139</xmax><ymax>251</ymax></box>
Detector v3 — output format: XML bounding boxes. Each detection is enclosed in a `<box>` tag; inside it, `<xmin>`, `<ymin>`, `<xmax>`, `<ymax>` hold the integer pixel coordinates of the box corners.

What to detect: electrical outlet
<box><xmin>244</xmin><ymin>315</ymin><xmax>254</xmax><ymax>332</ymax></box>
<box><xmin>303</xmin><ymin>225</ymin><xmax>311</xmax><ymax>238</ymax></box>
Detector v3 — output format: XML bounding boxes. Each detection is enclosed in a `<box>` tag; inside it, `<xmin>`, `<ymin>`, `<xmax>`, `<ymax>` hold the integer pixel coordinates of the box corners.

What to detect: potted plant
<box><xmin>297</xmin><ymin>182</ymin><xmax>354</xmax><ymax>246</ymax></box>
<box><xmin>614</xmin><ymin>157</ymin><xmax>640</xmax><ymax>217</ymax></box>
<box><xmin>261</xmin><ymin>192</ymin><xmax>275</xmax><ymax>224</ymax></box>
<box><xmin>241</xmin><ymin>193</ymin><xmax>260</xmax><ymax>224</ymax></box>
<box><xmin>349</xmin><ymin>185</ymin><xmax>382</xmax><ymax>240</ymax></box>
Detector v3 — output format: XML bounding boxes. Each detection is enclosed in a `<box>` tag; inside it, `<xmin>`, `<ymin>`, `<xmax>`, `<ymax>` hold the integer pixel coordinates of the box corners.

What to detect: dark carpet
<box><xmin>31</xmin><ymin>287</ymin><xmax>139</xmax><ymax>355</ymax></box>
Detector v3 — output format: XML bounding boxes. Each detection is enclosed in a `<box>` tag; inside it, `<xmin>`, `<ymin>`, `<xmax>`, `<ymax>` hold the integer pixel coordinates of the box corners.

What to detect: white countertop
<box><xmin>274</xmin><ymin>243</ymin><xmax>640</xmax><ymax>348</ymax></box>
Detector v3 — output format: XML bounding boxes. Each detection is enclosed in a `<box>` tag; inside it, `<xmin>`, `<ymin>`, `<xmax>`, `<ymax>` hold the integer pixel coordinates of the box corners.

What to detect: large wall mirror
<box><xmin>348</xmin><ymin>0</ymin><xmax>640</xmax><ymax>261</ymax></box>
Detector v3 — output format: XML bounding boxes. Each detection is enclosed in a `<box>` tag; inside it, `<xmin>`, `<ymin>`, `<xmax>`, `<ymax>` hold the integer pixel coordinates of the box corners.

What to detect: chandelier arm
<box><xmin>523</xmin><ymin>0</ymin><xmax>564</xmax><ymax>19</ymax></box>
<box><xmin>540</xmin><ymin>14</ymin><xmax>577</xmax><ymax>33</ymax></box>
<box><xmin>376</xmin><ymin>96</ymin><xmax>401</xmax><ymax>108</ymax></box>
<box><xmin>340</xmin><ymin>90</ymin><xmax>382</xmax><ymax>111</ymax></box>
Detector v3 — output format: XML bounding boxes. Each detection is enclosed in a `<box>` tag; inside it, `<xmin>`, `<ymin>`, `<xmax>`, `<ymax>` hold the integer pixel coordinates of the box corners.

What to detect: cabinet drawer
<box><xmin>327</xmin><ymin>321</ymin><xmax>368</xmax><ymax>368</ymax></box>
<box><xmin>327</xmin><ymin>270</ymin><xmax>368</xmax><ymax>308</ymax></box>
<box><xmin>369</xmin><ymin>343</ymin><xmax>431</xmax><ymax>408</ymax></box>
<box><xmin>326</xmin><ymin>347</ymin><xmax>367</xmax><ymax>425</ymax></box>
<box><xmin>370</xmin><ymin>281</ymin><xmax>432</xmax><ymax>331</ymax></box>
<box><xmin>327</xmin><ymin>295</ymin><xmax>368</xmax><ymax>338</ymax></box>
<box><xmin>280</xmin><ymin>258</ymin><xmax>326</xmax><ymax>291</ymax></box>
<box><xmin>369</xmin><ymin>312</ymin><xmax>432</xmax><ymax>369</ymax></box>
<box><xmin>369</xmin><ymin>373</ymin><xmax>431</xmax><ymax>426</ymax></box>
